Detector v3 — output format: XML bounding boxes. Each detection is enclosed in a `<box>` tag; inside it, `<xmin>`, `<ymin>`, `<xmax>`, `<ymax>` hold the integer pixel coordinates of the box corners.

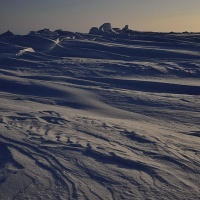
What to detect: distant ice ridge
<box><xmin>29</xmin><ymin>28</ymin><xmax>59</xmax><ymax>37</ymax></box>
<box><xmin>0</xmin><ymin>24</ymin><xmax>133</xmax><ymax>41</ymax></box>
<box><xmin>89</xmin><ymin>23</ymin><xmax>133</xmax><ymax>35</ymax></box>
<box><xmin>0</xmin><ymin>30</ymin><xmax>14</xmax><ymax>38</ymax></box>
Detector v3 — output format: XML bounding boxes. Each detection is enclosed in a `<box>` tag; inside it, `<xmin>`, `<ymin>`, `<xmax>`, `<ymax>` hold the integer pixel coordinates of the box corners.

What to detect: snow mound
<box><xmin>29</xmin><ymin>28</ymin><xmax>58</xmax><ymax>37</ymax></box>
<box><xmin>99</xmin><ymin>23</ymin><xmax>112</xmax><ymax>31</ymax></box>
<box><xmin>0</xmin><ymin>30</ymin><xmax>14</xmax><ymax>38</ymax></box>
<box><xmin>90</xmin><ymin>23</ymin><xmax>117</xmax><ymax>34</ymax></box>
<box><xmin>5</xmin><ymin>35</ymin><xmax>59</xmax><ymax>52</ymax></box>
<box><xmin>0</xmin><ymin>41</ymin><xmax>26</xmax><ymax>58</ymax></box>
<box><xmin>89</xmin><ymin>27</ymin><xmax>101</xmax><ymax>35</ymax></box>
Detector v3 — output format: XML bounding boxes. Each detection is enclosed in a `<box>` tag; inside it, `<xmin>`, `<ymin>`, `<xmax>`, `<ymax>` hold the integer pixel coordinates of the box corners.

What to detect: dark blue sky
<box><xmin>1</xmin><ymin>0</ymin><xmax>200</xmax><ymax>34</ymax></box>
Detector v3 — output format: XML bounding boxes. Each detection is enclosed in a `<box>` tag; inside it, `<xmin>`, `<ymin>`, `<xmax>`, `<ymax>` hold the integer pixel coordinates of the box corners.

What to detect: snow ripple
<box><xmin>0</xmin><ymin>31</ymin><xmax>200</xmax><ymax>199</ymax></box>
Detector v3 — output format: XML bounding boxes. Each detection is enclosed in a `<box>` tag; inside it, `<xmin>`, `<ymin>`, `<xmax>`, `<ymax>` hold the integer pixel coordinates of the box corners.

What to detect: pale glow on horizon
<box><xmin>0</xmin><ymin>0</ymin><xmax>200</xmax><ymax>34</ymax></box>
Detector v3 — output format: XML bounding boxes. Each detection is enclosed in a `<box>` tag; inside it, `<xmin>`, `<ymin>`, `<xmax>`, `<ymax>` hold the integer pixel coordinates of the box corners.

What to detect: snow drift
<box><xmin>0</xmin><ymin>27</ymin><xmax>200</xmax><ymax>200</ymax></box>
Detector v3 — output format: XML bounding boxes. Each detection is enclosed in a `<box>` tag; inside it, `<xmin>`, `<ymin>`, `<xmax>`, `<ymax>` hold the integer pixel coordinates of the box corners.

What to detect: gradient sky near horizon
<box><xmin>1</xmin><ymin>0</ymin><xmax>200</xmax><ymax>34</ymax></box>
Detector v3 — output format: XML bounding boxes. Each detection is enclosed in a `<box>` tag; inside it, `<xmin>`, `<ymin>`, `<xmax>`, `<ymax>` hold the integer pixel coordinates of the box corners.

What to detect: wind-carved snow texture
<box><xmin>0</xmin><ymin>29</ymin><xmax>200</xmax><ymax>199</ymax></box>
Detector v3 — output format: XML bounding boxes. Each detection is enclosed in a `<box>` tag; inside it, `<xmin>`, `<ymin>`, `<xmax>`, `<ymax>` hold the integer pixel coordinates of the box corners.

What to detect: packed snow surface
<box><xmin>0</xmin><ymin>29</ymin><xmax>200</xmax><ymax>199</ymax></box>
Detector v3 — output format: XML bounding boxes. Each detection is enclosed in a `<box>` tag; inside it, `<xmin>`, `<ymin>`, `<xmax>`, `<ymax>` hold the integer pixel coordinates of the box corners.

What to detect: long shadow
<box><xmin>78</xmin><ymin>77</ymin><xmax>200</xmax><ymax>95</ymax></box>
<box><xmin>0</xmin><ymin>142</ymin><xmax>11</xmax><ymax>168</ymax></box>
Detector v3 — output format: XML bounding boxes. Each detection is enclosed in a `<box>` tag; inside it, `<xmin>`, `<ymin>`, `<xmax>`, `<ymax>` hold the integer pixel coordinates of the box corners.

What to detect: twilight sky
<box><xmin>1</xmin><ymin>0</ymin><xmax>200</xmax><ymax>34</ymax></box>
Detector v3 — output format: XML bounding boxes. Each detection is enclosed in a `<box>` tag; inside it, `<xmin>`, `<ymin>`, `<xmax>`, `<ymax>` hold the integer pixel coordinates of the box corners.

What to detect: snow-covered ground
<box><xmin>0</xmin><ymin>29</ymin><xmax>200</xmax><ymax>199</ymax></box>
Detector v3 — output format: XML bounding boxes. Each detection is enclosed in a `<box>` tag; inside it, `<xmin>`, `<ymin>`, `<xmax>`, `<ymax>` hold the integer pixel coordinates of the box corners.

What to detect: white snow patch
<box><xmin>16</xmin><ymin>47</ymin><xmax>35</xmax><ymax>56</ymax></box>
